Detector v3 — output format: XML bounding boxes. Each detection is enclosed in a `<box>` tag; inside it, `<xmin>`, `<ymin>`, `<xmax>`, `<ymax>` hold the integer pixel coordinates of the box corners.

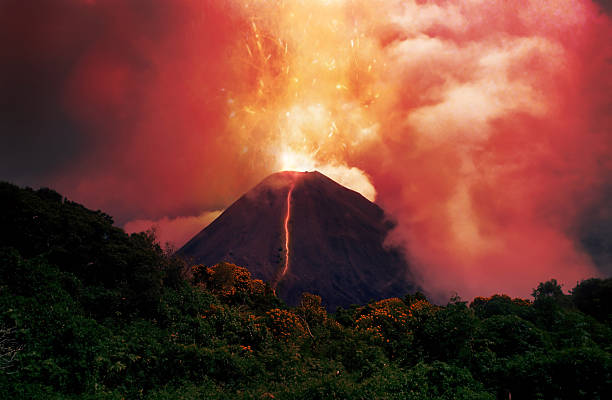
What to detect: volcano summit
<box><xmin>179</xmin><ymin>171</ymin><xmax>417</xmax><ymax>310</ymax></box>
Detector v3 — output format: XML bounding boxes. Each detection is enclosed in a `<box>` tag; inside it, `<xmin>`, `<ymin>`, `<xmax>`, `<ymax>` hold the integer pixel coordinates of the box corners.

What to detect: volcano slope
<box><xmin>179</xmin><ymin>171</ymin><xmax>417</xmax><ymax>310</ymax></box>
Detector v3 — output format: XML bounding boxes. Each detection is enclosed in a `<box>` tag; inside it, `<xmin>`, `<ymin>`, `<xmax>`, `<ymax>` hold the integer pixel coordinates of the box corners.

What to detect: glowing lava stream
<box><xmin>279</xmin><ymin>183</ymin><xmax>295</xmax><ymax>285</ymax></box>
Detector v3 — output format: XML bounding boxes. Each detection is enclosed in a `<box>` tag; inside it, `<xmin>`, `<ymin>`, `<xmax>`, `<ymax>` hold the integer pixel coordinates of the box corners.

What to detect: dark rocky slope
<box><xmin>179</xmin><ymin>171</ymin><xmax>417</xmax><ymax>310</ymax></box>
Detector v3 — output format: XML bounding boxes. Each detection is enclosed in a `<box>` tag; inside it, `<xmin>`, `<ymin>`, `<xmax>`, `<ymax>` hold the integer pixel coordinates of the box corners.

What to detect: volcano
<box><xmin>179</xmin><ymin>171</ymin><xmax>417</xmax><ymax>310</ymax></box>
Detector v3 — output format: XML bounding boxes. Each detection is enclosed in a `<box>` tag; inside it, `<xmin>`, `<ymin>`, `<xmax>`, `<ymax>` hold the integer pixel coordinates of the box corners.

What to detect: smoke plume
<box><xmin>1</xmin><ymin>0</ymin><xmax>610</xmax><ymax>300</ymax></box>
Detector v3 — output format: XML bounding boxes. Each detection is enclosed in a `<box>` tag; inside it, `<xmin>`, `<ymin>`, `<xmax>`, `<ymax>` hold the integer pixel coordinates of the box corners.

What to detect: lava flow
<box><xmin>276</xmin><ymin>182</ymin><xmax>295</xmax><ymax>287</ymax></box>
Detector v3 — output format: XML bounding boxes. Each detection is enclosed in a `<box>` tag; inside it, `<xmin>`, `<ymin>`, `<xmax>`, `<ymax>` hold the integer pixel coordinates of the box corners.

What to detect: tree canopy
<box><xmin>0</xmin><ymin>181</ymin><xmax>610</xmax><ymax>399</ymax></box>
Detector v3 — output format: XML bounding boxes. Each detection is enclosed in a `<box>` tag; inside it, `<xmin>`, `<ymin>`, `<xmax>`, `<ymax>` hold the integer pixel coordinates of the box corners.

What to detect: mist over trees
<box><xmin>0</xmin><ymin>181</ymin><xmax>611</xmax><ymax>399</ymax></box>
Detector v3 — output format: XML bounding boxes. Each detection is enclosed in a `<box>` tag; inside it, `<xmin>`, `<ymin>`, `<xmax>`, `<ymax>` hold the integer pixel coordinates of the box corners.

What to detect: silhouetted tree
<box><xmin>572</xmin><ymin>278</ymin><xmax>612</xmax><ymax>323</ymax></box>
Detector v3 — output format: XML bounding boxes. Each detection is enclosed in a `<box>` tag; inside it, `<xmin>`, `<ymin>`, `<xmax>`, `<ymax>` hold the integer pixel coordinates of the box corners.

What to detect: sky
<box><xmin>1</xmin><ymin>0</ymin><xmax>611</xmax><ymax>300</ymax></box>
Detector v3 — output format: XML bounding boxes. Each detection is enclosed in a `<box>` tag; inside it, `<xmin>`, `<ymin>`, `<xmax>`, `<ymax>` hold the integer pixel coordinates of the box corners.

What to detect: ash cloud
<box><xmin>1</xmin><ymin>0</ymin><xmax>268</xmax><ymax>224</ymax></box>
<box><xmin>353</xmin><ymin>0</ymin><xmax>612</xmax><ymax>300</ymax></box>
<box><xmin>1</xmin><ymin>0</ymin><xmax>610</xmax><ymax>300</ymax></box>
<box><xmin>593</xmin><ymin>0</ymin><xmax>612</xmax><ymax>14</ymax></box>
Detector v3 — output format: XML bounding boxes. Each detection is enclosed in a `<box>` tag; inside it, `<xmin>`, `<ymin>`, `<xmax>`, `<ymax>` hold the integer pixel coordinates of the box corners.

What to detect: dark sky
<box><xmin>1</xmin><ymin>0</ymin><xmax>611</xmax><ymax>298</ymax></box>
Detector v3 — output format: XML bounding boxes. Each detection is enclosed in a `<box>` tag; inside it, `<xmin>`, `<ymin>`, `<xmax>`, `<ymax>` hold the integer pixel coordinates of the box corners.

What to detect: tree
<box><xmin>571</xmin><ymin>278</ymin><xmax>612</xmax><ymax>323</ymax></box>
<box><xmin>532</xmin><ymin>279</ymin><xmax>573</xmax><ymax>314</ymax></box>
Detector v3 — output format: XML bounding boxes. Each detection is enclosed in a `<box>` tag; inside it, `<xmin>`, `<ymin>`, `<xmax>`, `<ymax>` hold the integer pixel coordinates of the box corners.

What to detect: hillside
<box><xmin>180</xmin><ymin>171</ymin><xmax>417</xmax><ymax>310</ymax></box>
<box><xmin>0</xmin><ymin>181</ymin><xmax>611</xmax><ymax>399</ymax></box>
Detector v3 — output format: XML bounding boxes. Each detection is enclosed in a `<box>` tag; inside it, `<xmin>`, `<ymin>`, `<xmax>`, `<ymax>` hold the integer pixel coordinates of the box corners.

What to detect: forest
<box><xmin>0</xmin><ymin>181</ymin><xmax>611</xmax><ymax>399</ymax></box>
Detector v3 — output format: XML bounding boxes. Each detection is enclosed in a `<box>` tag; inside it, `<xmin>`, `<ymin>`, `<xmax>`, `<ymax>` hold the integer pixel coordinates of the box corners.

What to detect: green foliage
<box><xmin>417</xmin><ymin>300</ymin><xmax>477</xmax><ymax>364</ymax></box>
<box><xmin>504</xmin><ymin>347</ymin><xmax>612</xmax><ymax>399</ymax></box>
<box><xmin>1</xmin><ymin>181</ymin><xmax>611</xmax><ymax>398</ymax></box>
<box><xmin>476</xmin><ymin>314</ymin><xmax>549</xmax><ymax>358</ymax></box>
<box><xmin>192</xmin><ymin>262</ymin><xmax>282</xmax><ymax>311</ymax></box>
<box><xmin>533</xmin><ymin>279</ymin><xmax>574</xmax><ymax>311</ymax></box>
<box><xmin>366</xmin><ymin>362</ymin><xmax>495</xmax><ymax>400</ymax></box>
<box><xmin>572</xmin><ymin>278</ymin><xmax>612</xmax><ymax>323</ymax></box>
<box><xmin>470</xmin><ymin>294</ymin><xmax>534</xmax><ymax>320</ymax></box>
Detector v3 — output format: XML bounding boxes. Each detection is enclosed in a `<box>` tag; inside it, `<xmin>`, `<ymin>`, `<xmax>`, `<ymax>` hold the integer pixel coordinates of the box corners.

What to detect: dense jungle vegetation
<box><xmin>0</xmin><ymin>181</ymin><xmax>611</xmax><ymax>399</ymax></box>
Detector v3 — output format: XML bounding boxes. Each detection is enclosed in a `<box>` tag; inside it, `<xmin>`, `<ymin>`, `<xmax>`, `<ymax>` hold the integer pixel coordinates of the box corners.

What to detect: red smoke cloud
<box><xmin>3</xmin><ymin>0</ymin><xmax>610</xmax><ymax>300</ymax></box>
<box><xmin>358</xmin><ymin>2</ymin><xmax>612</xmax><ymax>297</ymax></box>
<box><xmin>354</xmin><ymin>0</ymin><xmax>612</xmax><ymax>299</ymax></box>
<box><xmin>59</xmin><ymin>0</ymin><xmax>258</xmax><ymax>220</ymax></box>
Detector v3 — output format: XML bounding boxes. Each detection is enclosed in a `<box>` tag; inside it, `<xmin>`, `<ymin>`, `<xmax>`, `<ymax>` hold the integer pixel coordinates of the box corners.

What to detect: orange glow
<box><xmin>33</xmin><ymin>0</ymin><xmax>609</xmax><ymax>301</ymax></box>
<box><xmin>219</xmin><ymin>0</ymin><xmax>609</xmax><ymax>300</ymax></box>
<box><xmin>225</xmin><ymin>0</ymin><xmax>382</xmax><ymax>198</ymax></box>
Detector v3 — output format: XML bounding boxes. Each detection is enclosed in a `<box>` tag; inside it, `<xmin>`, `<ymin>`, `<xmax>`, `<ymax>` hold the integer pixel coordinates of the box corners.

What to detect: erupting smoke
<box><xmin>215</xmin><ymin>0</ymin><xmax>612</xmax><ymax>300</ymax></box>
<box><xmin>3</xmin><ymin>0</ymin><xmax>611</xmax><ymax>300</ymax></box>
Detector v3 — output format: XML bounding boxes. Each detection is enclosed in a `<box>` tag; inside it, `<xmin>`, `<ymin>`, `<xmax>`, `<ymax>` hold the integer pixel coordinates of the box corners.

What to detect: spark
<box><xmin>227</xmin><ymin>0</ymin><xmax>380</xmax><ymax>200</ymax></box>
